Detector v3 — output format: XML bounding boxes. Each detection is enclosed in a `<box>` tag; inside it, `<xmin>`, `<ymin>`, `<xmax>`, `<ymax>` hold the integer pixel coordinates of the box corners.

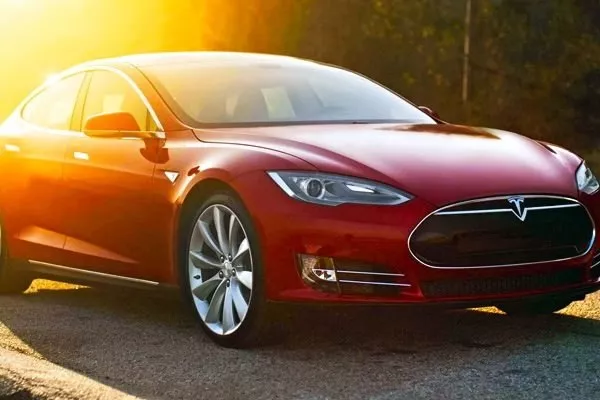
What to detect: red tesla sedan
<box><xmin>1</xmin><ymin>52</ymin><xmax>599</xmax><ymax>347</ymax></box>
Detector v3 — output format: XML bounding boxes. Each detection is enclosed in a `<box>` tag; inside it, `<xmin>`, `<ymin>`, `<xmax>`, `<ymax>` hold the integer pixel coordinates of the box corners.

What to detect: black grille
<box><xmin>421</xmin><ymin>268</ymin><xmax>585</xmax><ymax>298</ymax></box>
<box><xmin>410</xmin><ymin>196</ymin><xmax>594</xmax><ymax>268</ymax></box>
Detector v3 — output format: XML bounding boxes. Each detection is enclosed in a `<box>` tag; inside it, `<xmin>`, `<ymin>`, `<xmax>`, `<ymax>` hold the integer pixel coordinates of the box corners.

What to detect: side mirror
<box><xmin>418</xmin><ymin>106</ymin><xmax>440</xmax><ymax>120</ymax></box>
<box><xmin>83</xmin><ymin>112</ymin><xmax>142</xmax><ymax>138</ymax></box>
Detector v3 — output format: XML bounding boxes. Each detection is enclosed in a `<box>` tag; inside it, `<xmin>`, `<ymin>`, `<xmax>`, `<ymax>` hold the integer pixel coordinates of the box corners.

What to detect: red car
<box><xmin>1</xmin><ymin>52</ymin><xmax>599</xmax><ymax>347</ymax></box>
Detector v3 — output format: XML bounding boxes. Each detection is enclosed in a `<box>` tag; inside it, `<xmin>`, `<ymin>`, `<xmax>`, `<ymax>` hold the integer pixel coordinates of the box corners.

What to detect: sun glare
<box><xmin>44</xmin><ymin>73</ymin><xmax>60</xmax><ymax>85</ymax></box>
<box><xmin>0</xmin><ymin>0</ymin><xmax>208</xmax><ymax>120</ymax></box>
<box><xmin>1</xmin><ymin>0</ymin><xmax>35</xmax><ymax>9</ymax></box>
<box><xmin>0</xmin><ymin>0</ymin><xmax>47</xmax><ymax>23</ymax></box>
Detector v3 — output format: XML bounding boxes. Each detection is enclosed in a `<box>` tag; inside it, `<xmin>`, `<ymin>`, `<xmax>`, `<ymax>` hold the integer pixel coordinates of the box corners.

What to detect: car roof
<box><xmin>77</xmin><ymin>51</ymin><xmax>320</xmax><ymax>69</ymax></box>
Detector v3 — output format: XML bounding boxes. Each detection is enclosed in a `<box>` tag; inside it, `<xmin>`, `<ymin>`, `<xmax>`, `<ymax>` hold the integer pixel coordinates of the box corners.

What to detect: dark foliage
<box><xmin>1</xmin><ymin>0</ymin><xmax>598</xmax><ymax>153</ymax></box>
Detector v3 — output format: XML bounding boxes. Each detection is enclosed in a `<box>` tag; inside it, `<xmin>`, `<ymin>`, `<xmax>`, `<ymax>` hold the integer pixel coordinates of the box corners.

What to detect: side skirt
<box><xmin>21</xmin><ymin>260</ymin><xmax>178</xmax><ymax>291</ymax></box>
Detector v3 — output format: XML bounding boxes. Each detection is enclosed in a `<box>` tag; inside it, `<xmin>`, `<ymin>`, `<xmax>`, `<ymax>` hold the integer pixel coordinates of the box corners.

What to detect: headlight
<box><xmin>267</xmin><ymin>171</ymin><xmax>412</xmax><ymax>206</ymax></box>
<box><xmin>576</xmin><ymin>162</ymin><xmax>599</xmax><ymax>195</ymax></box>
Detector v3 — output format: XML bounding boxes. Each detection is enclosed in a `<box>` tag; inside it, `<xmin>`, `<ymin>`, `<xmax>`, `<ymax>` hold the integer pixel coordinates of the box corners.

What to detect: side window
<box><xmin>21</xmin><ymin>73</ymin><xmax>85</xmax><ymax>130</ymax></box>
<box><xmin>82</xmin><ymin>70</ymin><xmax>152</xmax><ymax>131</ymax></box>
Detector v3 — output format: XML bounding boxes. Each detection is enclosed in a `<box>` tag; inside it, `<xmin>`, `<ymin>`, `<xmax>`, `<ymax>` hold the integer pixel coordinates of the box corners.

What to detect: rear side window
<box><xmin>21</xmin><ymin>73</ymin><xmax>85</xmax><ymax>130</ymax></box>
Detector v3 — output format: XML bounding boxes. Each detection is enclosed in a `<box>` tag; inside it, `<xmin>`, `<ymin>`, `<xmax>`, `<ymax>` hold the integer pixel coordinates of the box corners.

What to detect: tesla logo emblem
<box><xmin>507</xmin><ymin>196</ymin><xmax>527</xmax><ymax>221</ymax></box>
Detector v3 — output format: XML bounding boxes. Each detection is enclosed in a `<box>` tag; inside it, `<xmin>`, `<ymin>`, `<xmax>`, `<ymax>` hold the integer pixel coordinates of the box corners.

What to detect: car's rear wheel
<box><xmin>181</xmin><ymin>192</ymin><xmax>279</xmax><ymax>348</ymax></box>
<box><xmin>0</xmin><ymin>219</ymin><xmax>32</xmax><ymax>294</ymax></box>
<box><xmin>496</xmin><ymin>297</ymin><xmax>573</xmax><ymax>316</ymax></box>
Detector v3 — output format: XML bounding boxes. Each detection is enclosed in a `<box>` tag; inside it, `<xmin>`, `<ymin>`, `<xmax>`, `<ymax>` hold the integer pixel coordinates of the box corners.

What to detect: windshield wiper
<box><xmin>349</xmin><ymin>119</ymin><xmax>423</xmax><ymax>125</ymax></box>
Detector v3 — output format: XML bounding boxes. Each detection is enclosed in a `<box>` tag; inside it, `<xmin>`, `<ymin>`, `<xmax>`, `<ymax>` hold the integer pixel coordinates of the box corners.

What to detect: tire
<box><xmin>179</xmin><ymin>191</ymin><xmax>283</xmax><ymax>348</ymax></box>
<box><xmin>0</xmin><ymin>219</ymin><xmax>32</xmax><ymax>294</ymax></box>
<box><xmin>497</xmin><ymin>297</ymin><xmax>573</xmax><ymax>316</ymax></box>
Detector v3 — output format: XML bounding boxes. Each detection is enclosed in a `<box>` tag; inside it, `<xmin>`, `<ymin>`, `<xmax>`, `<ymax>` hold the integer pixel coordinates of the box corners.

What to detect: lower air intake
<box><xmin>421</xmin><ymin>268</ymin><xmax>585</xmax><ymax>298</ymax></box>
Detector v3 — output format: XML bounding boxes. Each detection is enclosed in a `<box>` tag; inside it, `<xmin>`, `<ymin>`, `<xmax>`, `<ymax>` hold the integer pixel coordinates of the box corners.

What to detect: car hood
<box><xmin>195</xmin><ymin>123</ymin><xmax>580</xmax><ymax>206</ymax></box>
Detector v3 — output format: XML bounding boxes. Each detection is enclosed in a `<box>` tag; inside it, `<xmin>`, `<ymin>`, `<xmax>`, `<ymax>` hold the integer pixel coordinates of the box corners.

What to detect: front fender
<box><xmin>168</xmin><ymin>142</ymin><xmax>315</xmax><ymax>207</ymax></box>
<box><xmin>153</xmin><ymin>137</ymin><xmax>315</xmax><ymax>283</ymax></box>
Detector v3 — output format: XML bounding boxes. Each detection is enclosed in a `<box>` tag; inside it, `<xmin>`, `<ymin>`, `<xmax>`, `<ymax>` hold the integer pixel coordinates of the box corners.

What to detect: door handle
<box><xmin>73</xmin><ymin>151</ymin><xmax>89</xmax><ymax>161</ymax></box>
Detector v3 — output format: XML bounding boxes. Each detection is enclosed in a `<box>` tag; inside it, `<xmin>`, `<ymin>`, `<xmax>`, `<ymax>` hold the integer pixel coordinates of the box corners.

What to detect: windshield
<box><xmin>141</xmin><ymin>62</ymin><xmax>435</xmax><ymax>127</ymax></box>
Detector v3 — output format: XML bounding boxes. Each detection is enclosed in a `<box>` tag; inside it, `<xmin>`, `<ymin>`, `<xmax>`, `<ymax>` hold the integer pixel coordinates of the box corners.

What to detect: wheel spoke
<box><xmin>213</xmin><ymin>206</ymin><xmax>229</xmax><ymax>256</ymax></box>
<box><xmin>197</xmin><ymin>220</ymin><xmax>223</xmax><ymax>257</ymax></box>
<box><xmin>231</xmin><ymin>279</ymin><xmax>249</xmax><ymax>320</ymax></box>
<box><xmin>205</xmin><ymin>280</ymin><xmax>227</xmax><ymax>323</ymax></box>
<box><xmin>192</xmin><ymin>274</ymin><xmax>221</xmax><ymax>300</ymax></box>
<box><xmin>189</xmin><ymin>251</ymin><xmax>221</xmax><ymax>269</ymax></box>
<box><xmin>222</xmin><ymin>286</ymin><xmax>236</xmax><ymax>333</ymax></box>
<box><xmin>233</xmin><ymin>238</ymin><xmax>249</xmax><ymax>262</ymax></box>
<box><xmin>236</xmin><ymin>270</ymin><xmax>253</xmax><ymax>290</ymax></box>
<box><xmin>228</xmin><ymin>215</ymin><xmax>240</xmax><ymax>256</ymax></box>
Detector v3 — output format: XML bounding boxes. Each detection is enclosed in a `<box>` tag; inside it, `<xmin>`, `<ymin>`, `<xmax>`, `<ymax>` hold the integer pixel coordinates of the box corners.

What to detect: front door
<box><xmin>61</xmin><ymin>69</ymin><xmax>165</xmax><ymax>281</ymax></box>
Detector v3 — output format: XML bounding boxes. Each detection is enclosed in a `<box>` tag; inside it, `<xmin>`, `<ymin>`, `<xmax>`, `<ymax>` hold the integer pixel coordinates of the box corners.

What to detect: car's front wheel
<box><xmin>181</xmin><ymin>192</ymin><xmax>279</xmax><ymax>348</ymax></box>
<box><xmin>0</xmin><ymin>219</ymin><xmax>32</xmax><ymax>294</ymax></box>
<box><xmin>496</xmin><ymin>297</ymin><xmax>573</xmax><ymax>316</ymax></box>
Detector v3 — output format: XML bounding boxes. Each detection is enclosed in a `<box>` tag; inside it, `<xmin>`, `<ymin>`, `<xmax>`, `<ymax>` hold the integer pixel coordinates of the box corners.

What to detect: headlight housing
<box><xmin>267</xmin><ymin>171</ymin><xmax>412</xmax><ymax>206</ymax></box>
<box><xmin>576</xmin><ymin>162</ymin><xmax>599</xmax><ymax>195</ymax></box>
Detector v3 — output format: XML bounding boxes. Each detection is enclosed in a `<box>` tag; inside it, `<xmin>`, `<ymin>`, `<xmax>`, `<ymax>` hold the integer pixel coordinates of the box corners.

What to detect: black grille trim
<box><xmin>421</xmin><ymin>268</ymin><xmax>585</xmax><ymax>298</ymax></box>
<box><xmin>408</xmin><ymin>195</ymin><xmax>595</xmax><ymax>269</ymax></box>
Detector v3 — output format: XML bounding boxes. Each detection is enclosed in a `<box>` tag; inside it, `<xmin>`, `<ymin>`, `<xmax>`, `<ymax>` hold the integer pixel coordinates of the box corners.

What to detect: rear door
<box><xmin>0</xmin><ymin>73</ymin><xmax>86</xmax><ymax>264</ymax></box>
<box><xmin>60</xmin><ymin>68</ymin><xmax>166</xmax><ymax>281</ymax></box>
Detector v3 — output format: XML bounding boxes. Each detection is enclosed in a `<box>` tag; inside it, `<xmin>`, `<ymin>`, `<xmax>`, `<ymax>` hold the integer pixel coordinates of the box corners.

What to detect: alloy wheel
<box><xmin>188</xmin><ymin>204</ymin><xmax>254</xmax><ymax>335</ymax></box>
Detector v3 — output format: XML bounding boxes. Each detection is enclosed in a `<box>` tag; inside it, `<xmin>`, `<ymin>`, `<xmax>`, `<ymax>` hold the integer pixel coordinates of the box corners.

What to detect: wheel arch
<box><xmin>173</xmin><ymin>177</ymin><xmax>245</xmax><ymax>284</ymax></box>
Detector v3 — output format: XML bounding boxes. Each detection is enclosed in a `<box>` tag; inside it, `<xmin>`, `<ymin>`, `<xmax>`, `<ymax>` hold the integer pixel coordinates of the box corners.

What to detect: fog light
<box><xmin>297</xmin><ymin>254</ymin><xmax>339</xmax><ymax>293</ymax></box>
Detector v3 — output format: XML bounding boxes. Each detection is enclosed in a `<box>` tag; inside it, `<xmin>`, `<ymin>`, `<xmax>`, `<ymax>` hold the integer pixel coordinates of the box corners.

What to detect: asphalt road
<box><xmin>1</xmin><ymin>280</ymin><xmax>600</xmax><ymax>400</ymax></box>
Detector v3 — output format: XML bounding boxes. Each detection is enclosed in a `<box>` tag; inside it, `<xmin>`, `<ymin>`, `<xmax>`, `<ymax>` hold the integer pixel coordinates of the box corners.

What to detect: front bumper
<box><xmin>234</xmin><ymin>172</ymin><xmax>600</xmax><ymax>306</ymax></box>
<box><xmin>271</xmin><ymin>281</ymin><xmax>600</xmax><ymax>310</ymax></box>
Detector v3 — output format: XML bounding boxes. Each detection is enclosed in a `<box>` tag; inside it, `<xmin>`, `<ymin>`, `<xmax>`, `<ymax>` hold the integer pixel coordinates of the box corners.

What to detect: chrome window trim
<box><xmin>407</xmin><ymin>195</ymin><xmax>596</xmax><ymax>269</ymax></box>
<box><xmin>17</xmin><ymin>65</ymin><xmax>166</xmax><ymax>139</ymax></box>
